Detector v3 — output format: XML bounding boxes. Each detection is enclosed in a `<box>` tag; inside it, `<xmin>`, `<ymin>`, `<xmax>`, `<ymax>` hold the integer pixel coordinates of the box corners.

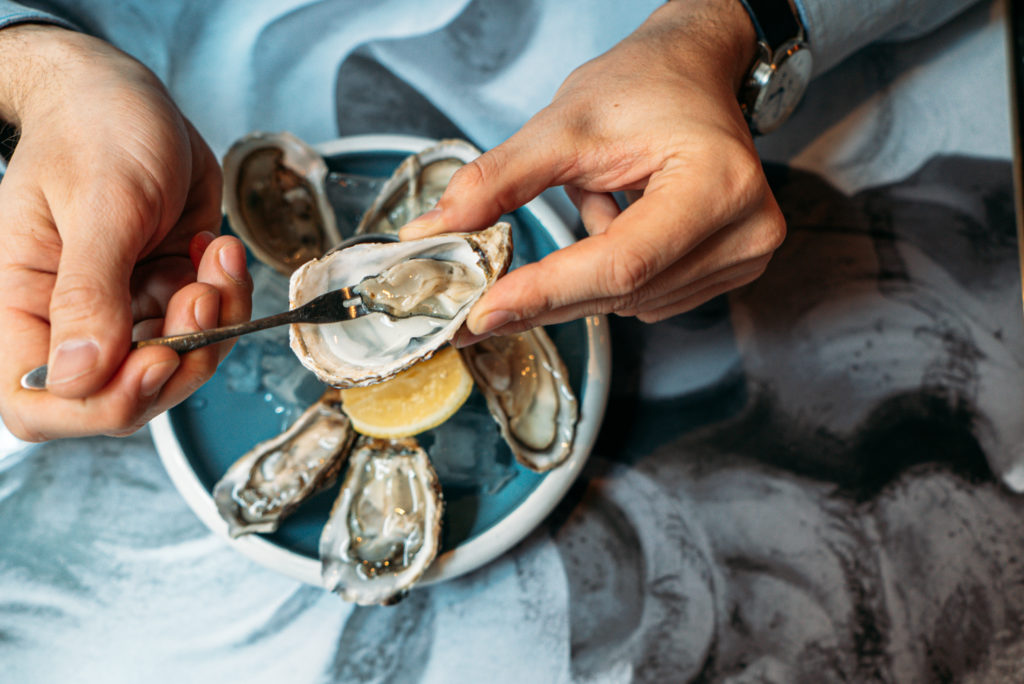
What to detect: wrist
<box><xmin>651</xmin><ymin>0</ymin><xmax>759</xmax><ymax>93</ymax></box>
<box><xmin>0</xmin><ymin>23</ymin><xmax>71</xmax><ymax>125</ymax></box>
<box><xmin>0</xmin><ymin>24</ymin><xmax>157</xmax><ymax>130</ymax></box>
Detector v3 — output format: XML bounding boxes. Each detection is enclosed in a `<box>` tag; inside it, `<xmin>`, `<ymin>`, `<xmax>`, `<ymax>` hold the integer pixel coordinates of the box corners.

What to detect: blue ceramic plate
<box><xmin>152</xmin><ymin>134</ymin><xmax>610</xmax><ymax>588</ymax></box>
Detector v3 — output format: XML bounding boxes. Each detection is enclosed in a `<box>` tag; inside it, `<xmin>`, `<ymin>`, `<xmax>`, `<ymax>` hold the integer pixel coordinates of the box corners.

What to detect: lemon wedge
<box><xmin>339</xmin><ymin>346</ymin><xmax>474</xmax><ymax>438</ymax></box>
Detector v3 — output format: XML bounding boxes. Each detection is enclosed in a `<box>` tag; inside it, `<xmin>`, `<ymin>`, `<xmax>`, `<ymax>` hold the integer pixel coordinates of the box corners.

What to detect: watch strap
<box><xmin>736</xmin><ymin>0</ymin><xmax>803</xmax><ymax>52</ymax></box>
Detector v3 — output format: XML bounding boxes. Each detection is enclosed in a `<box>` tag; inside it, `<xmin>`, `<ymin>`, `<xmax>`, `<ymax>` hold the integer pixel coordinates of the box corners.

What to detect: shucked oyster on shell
<box><xmin>320</xmin><ymin>436</ymin><xmax>443</xmax><ymax>606</ymax></box>
<box><xmin>213</xmin><ymin>389</ymin><xmax>356</xmax><ymax>538</ymax></box>
<box><xmin>222</xmin><ymin>131</ymin><xmax>341</xmax><ymax>275</ymax></box>
<box><xmin>461</xmin><ymin>327</ymin><xmax>578</xmax><ymax>472</ymax></box>
<box><xmin>289</xmin><ymin>222</ymin><xmax>513</xmax><ymax>388</ymax></box>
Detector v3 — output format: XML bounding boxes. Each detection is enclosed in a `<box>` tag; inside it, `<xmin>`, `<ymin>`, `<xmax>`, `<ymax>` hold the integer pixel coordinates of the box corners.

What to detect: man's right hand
<box><xmin>0</xmin><ymin>24</ymin><xmax>252</xmax><ymax>441</ymax></box>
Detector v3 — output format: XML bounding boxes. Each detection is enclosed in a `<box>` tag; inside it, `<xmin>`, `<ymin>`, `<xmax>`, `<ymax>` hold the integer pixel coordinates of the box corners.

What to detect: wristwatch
<box><xmin>736</xmin><ymin>0</ymin><xmax>813</xmax><ymax>135</ymax></box>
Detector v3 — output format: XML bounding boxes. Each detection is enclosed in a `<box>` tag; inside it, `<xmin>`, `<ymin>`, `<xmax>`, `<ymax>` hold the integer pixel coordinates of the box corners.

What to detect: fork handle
<box><xmin>134</xmin><ymin>310</ymin><xmax>300</xmax><ymax>353</ymax></box>
<box><xmin>20</xmin><ymin>310</ymin><xmax>303</xmax><ymax>390</ymax></box>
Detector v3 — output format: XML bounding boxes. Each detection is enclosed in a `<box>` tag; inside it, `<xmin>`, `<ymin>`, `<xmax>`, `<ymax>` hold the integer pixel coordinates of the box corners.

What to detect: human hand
<box><xmin>0</xmin><ymin>25</ymin><xmax>252</xmax><ymax>441</ymax></box>
<box><xmin>401</xmin><ymin>0</ymin><xmax>785</xmax><ymax>345</ymax></box>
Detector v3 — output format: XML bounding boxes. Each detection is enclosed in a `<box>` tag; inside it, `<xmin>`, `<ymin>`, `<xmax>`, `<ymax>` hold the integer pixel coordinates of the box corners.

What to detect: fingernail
<box><xmin>48</xmin><ymin>339</ymin><xmax>100</xmax><ymax>385</ymax></box>
<box><xmin>218</xmin><ymin>241</ymin><xmax>248</xmax><ymax>284</ymax></box>
<box><xmin>139</xmin><ymin>359</ymin><xmax>178</xmax><ymax>398</ymax></box>
<box><xmin>454</xmin><ymin>329</ymin><xmax>490</xmax><ymax>348</ymax></box>
<box><xmin>471</xmin><ymin>310</ymin><xmax>515</xmax><ymax>335</ymax></box>
<box><xmin>194</xmin><ymin>291</ymin><xmax>219</xmax><ymax>330</ymax></box>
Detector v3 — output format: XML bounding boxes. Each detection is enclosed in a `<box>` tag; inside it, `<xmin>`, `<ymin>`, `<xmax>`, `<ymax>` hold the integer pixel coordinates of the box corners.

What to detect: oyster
<box><xmin>213</xmin><ymin>389</ymin><xmax>355</xmax><ymax>537</ymax></box>
<box><xmin>289</xmin><ymin>222</ymin><xmax>512</xmax><ymax>388</ymax></box>
<box><xmin>223</xmin><ymin>131</ymin><xmax>341</xmax><ymax>275</ymax></box>
<box><xmin>460</xmin><ymin>327</ymin><xmax>578</xmax><ymax>472</ymax></box>
<box><xmin>355</xmin><ymin>139</ymin><xmax>480</xmax><ymax>235</ymax></box>
<box><xmin>320</xmin><ymin>436</ymin><xmax>443</xmax><ymax>605</ymax></box>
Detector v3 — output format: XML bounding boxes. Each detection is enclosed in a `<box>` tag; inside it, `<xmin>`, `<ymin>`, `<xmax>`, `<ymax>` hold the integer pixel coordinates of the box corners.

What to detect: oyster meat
<box><xmin>355</xmin><ymin>139</ymin><xmax>480</xmax><ymax>235</ymax></box>
<box><xmin>213</xmin><ymin>389</ymin><xmax>355</xmax><ymax>537</ymax></box>
<box><xmin>353</xmin><ymin>257</ymin><xmax>482</xmax><ymax>319</ymax></box>
<box><xmin>320</xmin><ymin>436</ymin><xmax>443</xmax><ymax>605</ymax></box>
<box><xmin>223</xmin><ymin>131</ymin><xmax>341</xmax><ymax>275</ymax></box>
<box><xmin>461</xmin><ymin>327</ymin><xmax>578</xmax><ymax>472</ymax></box>
<box><xmin>289</xmin><ymin>222</ymin><xmax>512</xmax><ymax>388</ymax></box>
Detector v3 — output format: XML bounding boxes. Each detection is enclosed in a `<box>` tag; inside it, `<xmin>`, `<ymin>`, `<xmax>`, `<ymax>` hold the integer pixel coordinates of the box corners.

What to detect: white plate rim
<box><xmin>152</xmin><ymin>133</ymin><xmax>611</xmax><ymax>588</ymax></box>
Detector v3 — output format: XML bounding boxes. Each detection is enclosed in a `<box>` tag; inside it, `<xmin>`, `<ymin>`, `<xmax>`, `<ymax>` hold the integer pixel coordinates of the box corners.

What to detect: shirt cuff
<box><xmin>793</xmin><ymin>0</ymin><xmax>982</xmax><ymax>76</ymax></box>
<box><xmin>0</xmin><ymin>2</ymin><xmax>78</xmax><ymax>33</ymax></box>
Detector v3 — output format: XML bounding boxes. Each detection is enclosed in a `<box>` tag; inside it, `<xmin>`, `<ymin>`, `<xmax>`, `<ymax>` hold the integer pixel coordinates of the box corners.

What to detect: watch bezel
<box><xmin>740</xmin><ymin>38</ymin><xmax>813</xmax><ymax>135</ymax></box>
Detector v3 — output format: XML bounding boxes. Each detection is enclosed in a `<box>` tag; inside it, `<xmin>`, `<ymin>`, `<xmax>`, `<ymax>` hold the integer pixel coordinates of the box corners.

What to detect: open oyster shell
<box><xmin>213</xmin><ymin>389</ymin><xmax>355</xmax><ymax>537</ymax></box>
<box><xmin>289</xmin><ymin>222</ymin><xmax>512</xmax><ymax>388</ymax></box>
<box><xmin>320</xmin><ymin>436</ymin><xmax>443</xmax><ymax>605</ymax></box>
<box><xmin>460</xmin><ymin>327</ymin><xmax>578</xmax><ymax>472</ymax></box>
<box><xmin>355</xmin><ymin>139</ymin><xmax>480</xmax><ymax>236</ymax></box>
<box><xmin>222</xmin><ymin>131</ymin><xmax>341</xmax><ymax>275</ymax></box>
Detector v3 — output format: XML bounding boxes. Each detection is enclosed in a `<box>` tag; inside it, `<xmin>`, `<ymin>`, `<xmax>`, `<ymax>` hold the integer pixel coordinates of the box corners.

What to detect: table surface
<box><xmin>2</xmin><ymin>2</ymin><xmax>1022</xmax><ymax>683</ymax></box>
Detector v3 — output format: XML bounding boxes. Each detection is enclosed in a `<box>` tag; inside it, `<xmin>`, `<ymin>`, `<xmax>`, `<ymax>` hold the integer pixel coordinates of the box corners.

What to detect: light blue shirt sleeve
<box><xmin>793</xmin><ymin>0</ymin><xmax>986</xmax><ymax>75</ymax></box>
<box><xmin>0</xmin><ymin>0</ymin><xmax>76</xmax><ymax>31</ymax></box>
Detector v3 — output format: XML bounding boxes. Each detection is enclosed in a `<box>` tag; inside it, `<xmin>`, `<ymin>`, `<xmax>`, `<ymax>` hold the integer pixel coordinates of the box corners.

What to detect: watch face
<box><xmin>751</xmin><ymin>44</ymin><xmax>813</xmax><ymax>134</ymax></box>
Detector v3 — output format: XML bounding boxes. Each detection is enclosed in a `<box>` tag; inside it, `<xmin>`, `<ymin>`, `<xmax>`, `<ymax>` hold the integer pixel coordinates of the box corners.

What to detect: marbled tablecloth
<box><xmin>2</xmin><ymin>1</ymin><xmax>1020</xmax><ymax>681</ymax></box>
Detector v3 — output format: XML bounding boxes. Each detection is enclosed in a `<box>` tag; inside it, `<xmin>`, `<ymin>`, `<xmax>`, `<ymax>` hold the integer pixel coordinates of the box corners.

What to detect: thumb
<box><xmin>399</xmin><ymin>123</ymin><xmax>568</xmax><ymax>239</ymax></box>
<box><xmin>45</xmin><ymin>220</ymin><xmax>138</xmax><ymax>397</ymax></box>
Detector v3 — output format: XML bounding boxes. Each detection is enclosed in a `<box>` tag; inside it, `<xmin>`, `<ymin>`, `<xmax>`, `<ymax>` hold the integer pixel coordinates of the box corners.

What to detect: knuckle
<box><xmin>610</xmin><ymin>289</ymin><xmax>645</xmax><ymax>314</ymax></box>
<box><xmin>49</xmin><ymin>274</ymin><xmax>114</xmax><ymax>321</ymax></box>
<box><xmin>762</xmin><ymin>212</ymin><xmax>787</xmax><ymax>253</ymax></box>
<box><xmin>450</xmin><ymin>156</ymin><xmax>491</xmax><ymax>195</ymax></box>
<box><xmin>607</xmin><ymin>246</ymin><xmax>656</xmax><ymax>297</ymax></box>
<box><xmin>86</xmin><ymin>167</ymin><xmax>169</xmax><ymax>249</ymax></box>
<box><xmin>745</xmin><ymin>206</ymin><xmax>787</xmax><ymax>260</ymax></box>
<box><xmin>452</xmin><ymin>153</ymin><xmax>517</xmax><ymax>217</ymax></box>
<box><xmin>714</xmin><ymin>139</ymin><xmax>768</xmax><ymax>213</ymax></box>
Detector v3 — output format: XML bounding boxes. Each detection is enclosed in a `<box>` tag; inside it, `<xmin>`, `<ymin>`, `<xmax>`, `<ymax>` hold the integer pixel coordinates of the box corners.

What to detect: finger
<box><xmin>399</xmin><ymin>122</ymin><xmax>569</xmax><ymax>239</ymax></box>
<box><xmin>460</xmin><ymin>192</ymin><xmax>690</xmax><ymax>335</ymax></box>
<box><xmin>612</xmin><ymin>228</ymin><xmax>776</xmax><ymax>316</ymax></box>
<box><xmin>14</xmin><ymin>280</ymin><xmax>217</xmax><ymax>440</ymax></box>
<box><xmin>130</xmin><ymin>256</ymin><xmax>196</xmax><ymax>322</ymax></box>
<box><xmin>44</xmin><ymin>191</ymin><xmax>145</xmax><ymax>397</ymax></box>
<box><xmin>465</xmin><ymin>171</ymin><xmax>782</xmax><ymax>334</ymax></box>
<box><xmin>457</xmin><ymin>263</ymin><xmax>767</xmax><ymax>350</ymax></box>
<box><xmin>2</xmin><ymin>324</ymin><xmax>181</xmax><ymax>441</ymax></box>
<box><xmin>141</xmin><ymin>236</ymin><xmax>251</xmax><ymax>416</ymax></box>
<box><xmin>195</xmin><ymin>235</ymin><xmax>252</xmax><ymax>362</ymax></box>
<box><xmin>566</xmin><ymin>186</ymin><xmax>620</xmax><ymax>236</ymax></box>
<box><xmin>132</xmin><ymin>318</ymin><xmax>165</xmax><ymax>342</ymax></box>
<box><xmin>189</xmin><ymin>230</ymin><xmax>217</xmax><ymax>271</ymax></box>
<box><xmin>614</xmin><ymin>252</ymin><xmax>770</xmax><ymax>317</ymax></box>
<box><xmin>454</xmin><ymin>238</ymin><xmax>774</xmax><ymax>348</ymax></box>
<box><xmin>634</xmin><ymin>269</ymin><xmax>767</xmax><ymax>323</ymax></box>
<box><xmin>129</xmin><ymin>280</ymin><xmax>222</xmax><ymax>422</ymax></box>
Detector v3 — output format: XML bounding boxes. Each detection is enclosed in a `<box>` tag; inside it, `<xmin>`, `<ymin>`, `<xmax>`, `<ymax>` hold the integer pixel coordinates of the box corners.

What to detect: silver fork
<box><xmin>20</xmin><ymin>285</ymin><xmax>370</xmax><ymax>391</ymax></box>
<box><xmin>20</xmin><ymin>232</ymin><xmax>400</xmax><ymax>391</ymax></box>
